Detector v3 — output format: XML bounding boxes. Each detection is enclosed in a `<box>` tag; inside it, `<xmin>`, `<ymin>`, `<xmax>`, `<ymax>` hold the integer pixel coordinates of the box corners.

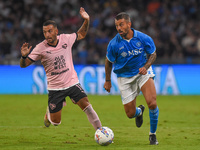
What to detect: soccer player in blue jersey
<box><xmin>104</xmin><ymin>12</ymin><xmax>159</xmax><ymax>145</ymax></box>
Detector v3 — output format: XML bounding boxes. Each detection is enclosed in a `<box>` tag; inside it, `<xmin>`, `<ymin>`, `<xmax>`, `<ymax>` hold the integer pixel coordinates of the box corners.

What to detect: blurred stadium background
<box><xmin>0</xmin><ymin>0</ymin><xmax>200</xmax><ymax>64</ymax></box>
<box><xmin>0</xmin><ymin>0</ymin><xmax>200</xmax><ymax>95</ymax></box>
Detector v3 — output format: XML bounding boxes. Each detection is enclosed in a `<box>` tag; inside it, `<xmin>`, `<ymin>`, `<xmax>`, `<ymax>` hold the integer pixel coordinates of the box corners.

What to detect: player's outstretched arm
<box><xmin>20</xmin><ymin>42</ymin><xmax>33</xmax><ymax>68</ymax></box>
<box><xmin>104</xmin><ymin>58</ymin><xmax>113</xmax><ymax>93</ymax></box>
<box><xmin>77</xmin><ymin>7</ymin><xmax>90</xmax><ymax>41</ymax></box>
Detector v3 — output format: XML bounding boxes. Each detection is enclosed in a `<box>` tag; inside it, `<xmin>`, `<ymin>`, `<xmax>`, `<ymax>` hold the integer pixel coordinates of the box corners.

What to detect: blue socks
<box><xmin>132</xmin><ymin>106</ymin><xmax>159</xmax><ymax>134</ymax></box>
<box><xmin>133</xmin><ymin>107</ymin><xmax>141</xmax><ymax>118</ymax></box>
<box><xmin>149</xmin><ymin>106</ymin><xmax>159</xmax><ymax>133</ymax></box>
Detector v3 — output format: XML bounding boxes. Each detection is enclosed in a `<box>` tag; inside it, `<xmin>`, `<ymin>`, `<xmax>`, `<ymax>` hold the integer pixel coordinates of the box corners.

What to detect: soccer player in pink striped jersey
<box><xmin>20</xmin><ymin>7</ymin><xmax>102</xmax><ymax>130</ymax></box>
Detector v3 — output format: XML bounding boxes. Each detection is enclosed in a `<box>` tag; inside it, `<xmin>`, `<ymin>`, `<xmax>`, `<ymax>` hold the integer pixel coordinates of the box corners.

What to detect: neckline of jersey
<box><xmin>47</xmin><ymin>39</ymin><xmax>59</xmax><ymax>47</ymax></box>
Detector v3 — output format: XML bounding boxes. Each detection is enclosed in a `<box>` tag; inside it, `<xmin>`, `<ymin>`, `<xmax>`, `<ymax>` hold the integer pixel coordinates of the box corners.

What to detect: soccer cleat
<box><xmin>135</xmin><ymin>105</ymin><xmax>145</xmax><ymax>128</ymax></box>
<box><xmin>149</xmin><ymin>133</ymin><xmax>159</xmax><ymax>145</ymax></box>
<box><xmin>44</xmin><ymin>107</ymin><xmax>51</xmax><ymax>127</ymax></box>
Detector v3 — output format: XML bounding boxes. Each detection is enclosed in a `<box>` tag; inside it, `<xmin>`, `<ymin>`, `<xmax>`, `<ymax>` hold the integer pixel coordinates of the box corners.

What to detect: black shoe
<box><xmin>135</xmin><ymin>105</ymin><xmax>145</xmax><ymax>128</ymax></box>
<box><xmin>149</xmin><ymin>134</ymin><xmax>159</xmax><ymax>145</ymax></box>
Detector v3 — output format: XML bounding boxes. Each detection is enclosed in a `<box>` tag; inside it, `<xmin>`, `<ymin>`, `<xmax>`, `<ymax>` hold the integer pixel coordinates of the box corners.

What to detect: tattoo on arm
<box><xmin>20</xmin><ymin>57</ymin><xmax>33</xmax><ymax>68</ymax></box>
<box><xmin>20</xmin><ymin>58</ymin><xmax>27</xmax><ymax>68</ymax></box>
<box><xmin>105</xmin><ymin>59</ymin><xmax>113</xmax><ymax>81</ymax></box>
<box><xmin>144</xmin><ymin>52</ymin><xmax>157</xmax><ymax>69</ymax></box>
<box><xmin>77</xmin><ymin>20</ymin><xmax>89</xmax><ymax>40</ymax></box>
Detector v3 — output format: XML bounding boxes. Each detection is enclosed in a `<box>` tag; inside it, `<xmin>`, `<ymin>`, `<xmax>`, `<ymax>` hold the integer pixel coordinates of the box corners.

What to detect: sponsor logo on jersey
<box><xmin>121</xmin><ymin>51</ymin><xmax>127</xmax><ymax>57</ymax></box>
<box><xmin>54</xmin><ymin>55</ymin><xmax>66</xmax><ymax>70</ymax></box>
<box><xmin>51</xmin><ymin>68</ymin><xmax>69</xmax><ymax>76</ymax></box>
<box><xmin>128</xmin><ymin>48</ymin><xmax>143</xmax><ymax>56</ymax></box>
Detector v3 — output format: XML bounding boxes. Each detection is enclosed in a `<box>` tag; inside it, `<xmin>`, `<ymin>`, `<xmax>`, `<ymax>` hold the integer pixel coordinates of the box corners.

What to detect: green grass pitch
<box><xmin>0</xmin><ymin>95</ymin><xmax>200</xmax><ymax>150</ymax></box>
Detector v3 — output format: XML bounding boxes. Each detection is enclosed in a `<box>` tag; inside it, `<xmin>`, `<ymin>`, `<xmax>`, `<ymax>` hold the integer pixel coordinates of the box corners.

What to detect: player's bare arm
<box><xmin>139</xmin><ymin>51</ymin><xmax>157</xmax><ymax>75</ymax></box>
<box><xmin>20</xmin><ymin>42</ymin><xmax>33</xmax><ymax>68</ymax></box>
<box><xmin>77</xmin><ymin>7</ymin><xmax>90</xmax><ymax>41</ymax></box>
<box><xmin>104</xmin><ymin>58</ymin><xmax>113</xmax><ymax>93</ymax></box>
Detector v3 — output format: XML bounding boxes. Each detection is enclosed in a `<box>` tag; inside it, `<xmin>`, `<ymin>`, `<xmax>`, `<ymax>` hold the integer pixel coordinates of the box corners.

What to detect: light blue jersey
<box><xmin>106</xmin><ymin>29</ymin><xmax>156</xmax><ymax>77</ymax></box>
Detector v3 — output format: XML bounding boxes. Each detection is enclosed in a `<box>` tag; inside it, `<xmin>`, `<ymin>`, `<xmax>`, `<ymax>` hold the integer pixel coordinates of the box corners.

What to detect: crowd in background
<box><xmin>0</xmin><ymin>0</ymin><xmax>200</xmax><ymax>65</ymax></box>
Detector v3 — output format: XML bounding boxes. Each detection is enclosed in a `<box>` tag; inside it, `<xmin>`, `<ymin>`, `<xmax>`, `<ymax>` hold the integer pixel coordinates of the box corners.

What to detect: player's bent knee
<box><xmin>126</xmin><ymin>111</ymin><xmax>135</xmax><ymax>119</ymax></box>
<box><xmin>147</xmin><ymin>100</ymin><xmax>157</xmax><ymax>109</ymax></box>
<box><xmin>127</xmin><ymin>114</ymin><xmax>133</xmax><ymax>119</ymax></box>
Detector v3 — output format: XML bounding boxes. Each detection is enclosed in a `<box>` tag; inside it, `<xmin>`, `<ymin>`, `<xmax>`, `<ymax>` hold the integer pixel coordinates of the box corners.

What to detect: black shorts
<box><xmin>48</xmin><ymin>83</ymin><xmax>87</xmax><ymax>113</ymax></box>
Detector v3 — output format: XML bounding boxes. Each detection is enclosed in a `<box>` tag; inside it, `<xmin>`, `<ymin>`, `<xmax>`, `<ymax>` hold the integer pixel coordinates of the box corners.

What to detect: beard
<box><xmin>46</xmin><ymin>36</ymin><xmax>57</xmax><ymax>44</ymax></box>
<box><xmin>120</xmin><ymin>32</ymin><xmax>128</xmax><ymax>38</ymax></box>
<box><xmin>47</xmin><ymin>38</ymin><xmax>53</xmax><ymax>43</ymax></box>
<box><xmin>118</xmin><ymin>28</ymin><xmax>129</xmax><ymax>39</ymax></box>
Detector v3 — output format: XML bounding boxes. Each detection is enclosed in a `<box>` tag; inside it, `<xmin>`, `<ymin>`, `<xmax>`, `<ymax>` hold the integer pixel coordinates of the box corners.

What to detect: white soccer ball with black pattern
<box><xmin>94</xmin><ymin>126</ymin><xmax>114</xmax><ymax>146</ymax></box>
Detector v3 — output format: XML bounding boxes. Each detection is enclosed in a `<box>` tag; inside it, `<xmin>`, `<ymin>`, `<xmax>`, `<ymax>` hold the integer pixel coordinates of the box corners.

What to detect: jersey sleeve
<box><xmin>106</xmin><ymin>42</ymin><xmax>116</xmax><ymax>63</ymax></box>
<box><xmin>143</xmin><ymin>34</ymin><xmax>156</xmax><ymax>54</ymax></box>
<box><xmin>63</xmin><ymin>33</ymin><xmax>77</xmax><ymax>47</ymax></box>
<box><xmin>28</xmin><ymin>45</ymin><xmax>41</xmax><ymax>62</ymax></box>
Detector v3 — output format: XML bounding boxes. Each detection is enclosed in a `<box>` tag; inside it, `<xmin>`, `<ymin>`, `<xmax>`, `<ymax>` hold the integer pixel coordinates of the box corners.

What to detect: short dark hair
<box><xmin>43</xmin><ymin>20</ymin><xmax>57</xmax><ymax>28</ymax></box>
<box><xmin>115</xmin><ymin>12</ymin><xmax>131</xmax><ymax>22</ymax></box>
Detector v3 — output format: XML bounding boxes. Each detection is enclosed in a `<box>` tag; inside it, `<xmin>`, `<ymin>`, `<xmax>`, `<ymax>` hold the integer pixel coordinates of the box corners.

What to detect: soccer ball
<box><xmin>94</xmin><ymin>126</ymin><xmax>114</xmax><ymax>146</ymax></box>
